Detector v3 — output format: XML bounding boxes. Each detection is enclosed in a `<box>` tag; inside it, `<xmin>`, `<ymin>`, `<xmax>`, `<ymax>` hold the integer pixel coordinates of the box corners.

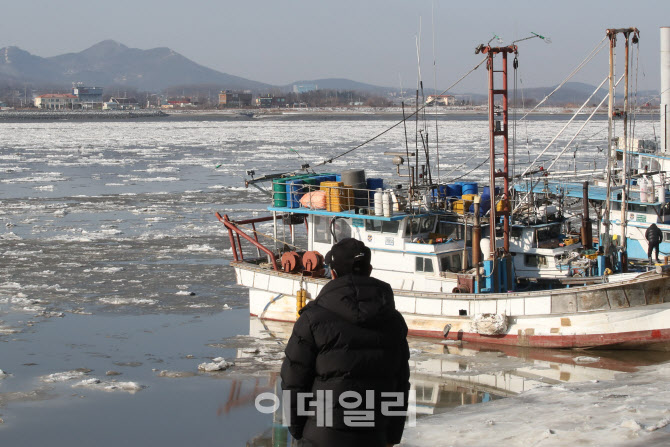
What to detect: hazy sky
<box><xmin>2</xmin><ymin>0</ymin><xmax>669</xmax><ymax>92</ymax></box>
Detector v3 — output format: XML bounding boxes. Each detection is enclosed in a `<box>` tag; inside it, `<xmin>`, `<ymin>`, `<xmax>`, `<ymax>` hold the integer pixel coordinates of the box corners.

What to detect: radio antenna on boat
<box><xmin>430</xmin><ymin>0</ymin><xmax>441</xmax><ymax>183</ymax></box>
<box><xmin>288</xmin><ymin>148</ymin><xmax>315</xmax><ymax>174</ymax></box>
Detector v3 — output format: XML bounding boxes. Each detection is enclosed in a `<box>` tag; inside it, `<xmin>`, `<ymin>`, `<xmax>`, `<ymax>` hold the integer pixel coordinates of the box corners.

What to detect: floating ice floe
<box><xmin>198</xmin><ymin>357</ymin><xmax>234</xmax><ymax>372</ymax></box>
<box><xmin>99</xmin><ymin>297</ymin><xmax>158</xmax><ymax>306</ymax></box>
<box><xmin>0</xmin><ymin>232</ymin><xmax>22</xmax><ymax>240</ymax></box>
<box><xmin>574</xmin><ymin>356</ymin><xmax>601</xmax><ymax>363</ymax></box>
<box><xmin>40</xmin><ymin>370</ymin><xmax>89</xmax><ymax>383</ymax></box>
<box><xmin>83</xmin><ymin>267</ymin><xmax>125</xmax><ymax>274</ymax></box>
<box><xmin>176</xmin><ymin>291</ymin><xmax>196</xmax><ymax>296</ymax></box>
<box><xmin>129</xmin><ymin>177</ymin><xmax>179</xmax><ymax>182</ymax></box>
<box><xmin>157</xmin><ymin>370</ymin><xmax>197</xmax><ymax>378</ymax></box>
<box><xmin>185</xmin><ymin>244</ymin><xmax>215</xmax><ymax>252</ymax></box>
<box><xmin>72</xmin><ymin>378</ymin><xmax>144</xmax><ymax>393</ymax></box>
<box><xmin>144</xmin><ymin>167</ymin><xmax>180</xmax><ymax>173</ymax></box>
<box><xmin>0</xmin><ymin>369</ymin><xmax>8</xmax><ymax>379</ymax></box>
<box><xmin>222</xmin><ymin>304</ymin><xmax>231</xmax><ymax>310</ymax></box>
<box><xmin>8</xmin><ymin>297</ymin><xmax>43</xmax><ymax>306</ymax></box>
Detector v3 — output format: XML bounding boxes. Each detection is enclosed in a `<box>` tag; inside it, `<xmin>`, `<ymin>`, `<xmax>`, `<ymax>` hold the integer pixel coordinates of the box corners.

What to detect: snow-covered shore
<box><xmin>403</xmin><ymin>362</ymin><xmax>670</xmax><ymax>446</ymax></box>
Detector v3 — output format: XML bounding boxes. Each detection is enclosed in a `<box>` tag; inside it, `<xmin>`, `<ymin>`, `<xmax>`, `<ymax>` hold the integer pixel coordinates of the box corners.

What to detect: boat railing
<box><xmin>271</xmin><ymin>178</ymin><xmax>476</xmax><ymax>216</ymax></box>
<box><xmin>215</xmin><ymin>212</ymin><xmax>283</xmax><ymax>271</ymax></box>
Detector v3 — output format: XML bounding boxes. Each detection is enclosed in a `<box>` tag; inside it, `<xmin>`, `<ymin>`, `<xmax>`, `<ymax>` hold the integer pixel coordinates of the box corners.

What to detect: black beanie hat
<box><xmin>325</xmin><ymin>238</ymin><xmax>371</xmax><ymax>276</ymax></box>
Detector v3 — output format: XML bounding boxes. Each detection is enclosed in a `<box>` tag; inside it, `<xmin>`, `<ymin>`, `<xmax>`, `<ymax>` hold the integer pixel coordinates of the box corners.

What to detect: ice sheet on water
<box><xmin>184</xmin><ymin>244</ymin><xmax>216</xmax><ymax>252</ymax></box>
<box><xmin>41</xmin><ymin>370</ymin><xmax>88</xmax><ymax>383</ymax></box>
<box><xmin>83</xmin><ymin>267</ymin><xmax>124</xmax><ymax>274</ymax></box>
<box><xmin>0</xmin><ymin>232</ymin><xmax>22</xmax><ymax>240</ymax></box>
<box><xmin>402</xmin><ymin>362</ymin><xmax>670</xmax><ymax>446</ymax></box>
<box><xmin>72</xmin><ymin>378</ymin><xmax>144</xmax><ymax>393</ymax></box>
<box><xmin>99</xmin><ymin>297</ymin><xmax>158</xmax><ymax>306</ymax></box>
<box><xmin>198</xmin><ymin>357</ymin><xmax>234</xmax><ymax>372</ymax></box>
<box><xmin>128</xmin><ymin>176</ymin><xmax>180</xmax><ymax>182</ymax></box>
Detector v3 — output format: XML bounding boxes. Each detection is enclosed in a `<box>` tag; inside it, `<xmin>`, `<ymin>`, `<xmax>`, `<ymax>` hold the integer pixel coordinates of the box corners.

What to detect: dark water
<box><xmin>0</xmin><ymin>115</ymin><xmax>665</xmax><ymax>446</ymax></box>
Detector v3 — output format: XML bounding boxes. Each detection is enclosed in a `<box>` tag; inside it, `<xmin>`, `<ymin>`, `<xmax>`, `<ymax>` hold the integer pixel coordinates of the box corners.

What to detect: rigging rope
<box><xmin>450</xmin><ymin>156</ymin><xmax>491</xmax><ymax>182</ymax></box>
<box><xmin>513</xmin><ymin>74</ymin><xmax>625</xmax><ymax>213</ymax></box>
<box><xmin>519</xmin><ymin>37</ymin><xmax>607</xmax><ymax>121</ymax></box>
<box><xmin>519</xmin><ymin>76</ymin><xmax>611</xmax><ymax>179</ymax></box>
<box><xmin>309</xmin><ymin>57</ymin><xmax>488</xmax><ymax>169</ymax></box>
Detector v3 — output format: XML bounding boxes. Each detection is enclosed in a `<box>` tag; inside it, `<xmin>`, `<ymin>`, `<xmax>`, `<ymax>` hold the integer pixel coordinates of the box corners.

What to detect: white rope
<box><xmin>520</xmin><ymin>76</ymin><xmax>610</xmax><ymax>178</ymax></box>
<box><xmin>513</xmin><ymin>73</ymin><xmax>624</xmax><ymax>212</ymax></box>
<box><xmin>520</xmin><ymin>37</ymin><xmax>607</xmax><ymax>121</ymax></box>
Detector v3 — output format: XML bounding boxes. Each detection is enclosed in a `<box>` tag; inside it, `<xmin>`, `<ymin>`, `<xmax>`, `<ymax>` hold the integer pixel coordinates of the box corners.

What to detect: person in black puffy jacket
<box><xmin>645</xmin><ymin>223</ymin><xmax>663</xmax><ymax>263</ymax></box>
<box><xmin>281</xmin><ymin>238</ymin><xmax>410</xmax><ymax>447</ymax></box>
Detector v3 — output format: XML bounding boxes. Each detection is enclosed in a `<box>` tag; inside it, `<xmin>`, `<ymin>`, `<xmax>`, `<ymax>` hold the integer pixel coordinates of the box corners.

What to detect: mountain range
<box><xmin>0</xmin><ymin>40</ymin><xmax>660</xmax><ymax>103</ymax></box>
<box><xmin>0</xmin><ymin>40</ymin><xmax>394</xmax><ymax>93</ymax></box>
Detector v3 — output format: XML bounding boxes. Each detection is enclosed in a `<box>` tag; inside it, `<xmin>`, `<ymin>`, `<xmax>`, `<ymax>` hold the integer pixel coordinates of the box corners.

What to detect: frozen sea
<box><xmin>1</xmin><ymin>113</ymin><xmax>669</xmax><ymax>446</ymax></box>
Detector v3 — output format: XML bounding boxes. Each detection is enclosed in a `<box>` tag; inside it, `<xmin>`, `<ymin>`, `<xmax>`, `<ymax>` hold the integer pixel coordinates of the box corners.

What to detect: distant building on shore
<box><xmin>426</xmin><ymin>95</ymin><xmax>456</xmax><ymax>106</ymax></box>
<box><xmin>293</xmin><ymin>83</ymin><xmax>318</xmax><ymax>94</ymax></box>
<box><xmin>34</xmin><ymin>93</ymin><xmax>77</xmax><ymax>109</ymax></box>
<box><xmin>72</xmin><ymin>84</ymin><xmax>103</xmax><ymax>109</ymax></box>
<box><xmin>219</xmin><ymin>90</ymin><xmax>252</xmax><ymax>108</ymax></box>
<box><xmin>165</xmin><ymin>97</ymin><xmax>195</xmax><ymax>108</ymax></box>
<box><xmin>256</xmin><ymin>94</ymin><xmax>286</xmax><ymax>108</ymax></box>
<box><xmin>103</xmin><ymin>97</ymin><xmax>140</xmax><ymax>110</ymax></box>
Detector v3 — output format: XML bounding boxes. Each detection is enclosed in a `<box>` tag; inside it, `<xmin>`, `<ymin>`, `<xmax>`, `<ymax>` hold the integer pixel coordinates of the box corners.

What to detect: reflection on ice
<box><xmin>233</xmin><ymin>318</ymin><xmax>670</xmax><ymax>446</ymax></box>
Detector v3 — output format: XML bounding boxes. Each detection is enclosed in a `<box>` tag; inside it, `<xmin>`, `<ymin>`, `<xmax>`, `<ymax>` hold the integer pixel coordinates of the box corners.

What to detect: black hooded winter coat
<box><xmin>280</xmin><ymin>274</ymin><xmax>410</xmax><ymax>447</ymax></box>
<box><xmin>646</xmin><ymin>224</ymin><xmax>662</xmax><ymax>244</ymax></box>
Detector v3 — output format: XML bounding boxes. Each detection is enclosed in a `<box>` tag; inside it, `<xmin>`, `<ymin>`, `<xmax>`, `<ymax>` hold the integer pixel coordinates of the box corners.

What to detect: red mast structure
<box><xmin>481</xmin><ymin>44</ymin><xmax>517</xmax><ymax>258</ymax></box>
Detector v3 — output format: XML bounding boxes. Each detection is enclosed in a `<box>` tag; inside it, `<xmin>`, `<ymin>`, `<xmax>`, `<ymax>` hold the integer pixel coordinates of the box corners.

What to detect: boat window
<box><xmin>421</xmin><ymin>216</ymin><xmax>437</xmax><ymax>233</ymax></box>
<box><xmin>365</xmin><ymin>219</ymin><xmax>400</xmax><ymax>234</ymax></box>
<box><xmin>437</xmin><ymin>221</ymin><xmax>463</xmax><ymax>240</ymax></box>
<box><xmin>381</xmin><ymin>220</ymin><xmax>400</xmax><ymax>234</ymax></box>
<box><xmin>414</xmin><ymin>384</ymin><xmax>435</xmax><ymax>403</ymax></box>
<box><xmin>629</xmin><ymin>203</ymin><xmax>650</xmax><ymax>213</ymax></box>
<box><xmin>405</xmin><ymin>217</ymin><xmax>436</xmax><ymax>236</ymax></box>
<box><xmin>365</xmin><ymin>219</ymin><xmax>382</xmax><ymax>232</ymax></box>
<box><xmin>525</xmin><ymin>254</ymin><xmax>548</xmax><ymax>268</ymax></box>
<box><xmin>511</xmin><ymin>227</ymin><xmax>523</xmax><ymax>239</ymax></box>
<box><xmin>415</xmin><ymin>257</ymin><xmax>434</xmax><ymax>273</ymax></box>
<box><xmin>313</xmin><ymin>215</ymin><xmax>331</xmax><ymax>244</ymax></box>
<box><xmin>333</xmin><ymin>218</ymin><xmax>351</xmax><ymax>241</ymax></box>
<box><xmin>405</xmin><ymin>218</ymin><xmax>421</xmax><ymax>236</ymax></box>
<box><xmin>536</xmin><ymin>225</ymin><xmax>561</xmax><ymax>242</ymax></box>
<box><xmin>664</xmin><ymin>232</ymin><xmax>670</xmax><ymax>243</ymax></box>
<box><xmin>439</xmin><ymin>254</ymin><xmax>461</xmax><ymax>273</ymax></box>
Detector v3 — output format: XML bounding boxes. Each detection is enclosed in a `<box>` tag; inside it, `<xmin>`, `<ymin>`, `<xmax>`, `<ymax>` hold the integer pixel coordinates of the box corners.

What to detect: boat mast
<box><xmin>604</xmin><ymin>27</ymin><xmax>639</xmax><ymax>263</ymax></box>
<box><xmin>603</xmin><ymin>31</ymin><xmax>616</xmax><ymax>260</ymax></box>
<box><xmin>482</xmin><ymin>44</ymin><xmax>517</xmax><ymax>258</ymax></box>
<box><xmin>620</xmin><ymin>28</ymin><xmax>639</xmax><ymax>271</ymax></box>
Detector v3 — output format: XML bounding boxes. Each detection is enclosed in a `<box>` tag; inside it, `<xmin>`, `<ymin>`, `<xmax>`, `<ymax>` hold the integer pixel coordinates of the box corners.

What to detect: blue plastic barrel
<box><xmin>366</xmin><ymin>178</ymin><xmax>384</xmax><ymax>190</ymax></box>
<box><xmin>482</xmin><ymin>186</ymin><xmax>501</xmax><ymax>197</ymax></box>
<box><xmin>286</xmin><ymin>179</ymin><xmax>305</xmax><ymax>208</ymax></box>
<box><xmin>367</xmin><ymin>178</ymin><xmax>384</xmax><ymax>206</ymax></box>
<box><xmin>461</xmin><ymin>182</ymin><xmax>478</xmax><ymax>195</ymax></box>
<box><xmin>448</xmin><ymin>183</ymin><xmax>462</xmax><ymax>197</ymax></box>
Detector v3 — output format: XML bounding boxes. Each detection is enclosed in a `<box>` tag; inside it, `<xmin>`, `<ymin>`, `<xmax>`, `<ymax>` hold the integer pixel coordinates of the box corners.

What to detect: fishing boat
<box><xmin>218</xmin><ymin>27</ymin><xmax>670</xmax><ymax>350</ymax></box>
<box><xmin>515</xmin><ymin>27</ymin><xmax>670</xmax><ymax>265</ymax></box>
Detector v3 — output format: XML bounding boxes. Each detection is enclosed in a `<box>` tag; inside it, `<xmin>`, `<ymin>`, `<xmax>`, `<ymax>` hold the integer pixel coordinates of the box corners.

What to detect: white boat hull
<box><xmin>235</xmin><ymin>262</ymin><xmax>670</xmax><ymax>350</ymax></box>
